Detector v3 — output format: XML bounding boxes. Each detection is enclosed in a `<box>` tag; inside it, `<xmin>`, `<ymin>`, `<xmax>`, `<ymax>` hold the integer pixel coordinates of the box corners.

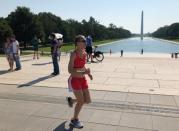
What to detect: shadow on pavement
<box><xmin>21</xmin><ymin>59</ymin><xmax>33</xmax><ymax>62</ymax></box>
<box><xmin>32</xmin><ymin>62</ymin><xmax>52</xmax><ymax>66</ymax></box>
<box><xmin>53</xmin><ymin>121</ymin><xmax>74</xmax><ymax>131</ymax></box>
<box><xmin>18</xmin><ymin>75</ymin><xmax>54</xmax><ymax>88</ymax></box>
<box><xmin>86</xmin><ymin>61</ymin><xmax>102</xmax><ymax>64</ymax></box>
<box><xmin>0</xmin><ymin>70</ymin><xmax>10</xmax><ymax>75</ymax></box>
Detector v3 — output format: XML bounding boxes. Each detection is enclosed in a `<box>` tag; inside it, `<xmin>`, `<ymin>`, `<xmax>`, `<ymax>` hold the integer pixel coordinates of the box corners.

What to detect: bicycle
<box><xmin>87</xmin><ymin>46</ymin><xmax>104</xmax><ymax>62</ymax></box>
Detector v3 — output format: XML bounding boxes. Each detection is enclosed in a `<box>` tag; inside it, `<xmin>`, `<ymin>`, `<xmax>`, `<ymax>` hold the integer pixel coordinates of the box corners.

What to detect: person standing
<box><xmin>31</xmin><ymin>35</ymin><xmax>40</xmax><ymax>59</ymax></box>
<box><xmin>4</xmin><ymin>37</ymin><xmax>14</xmax><ymax>71</ymax></box>
<box><xmin>86</xmin><ymin>35</ymin><xmax>94</xmax><ymax>62</ymax></box>
<box><xmin>55</xmin><ymin>33</ymin><xmax>63</xmax><ymax>61</ymax></box>
<box><xmin>120</xmin><ymin>50</ymin><xmax>123</xmax><ymax>57</ymax></box>
<box><xmin>66</xmin><ymin>35</ymin><xmax>93</xmax><ymax>129</ymax></box>
<box><xmin>11</xmin><ymin>35</ymin><xmax>21</xmax><ymax>71</ymax></box>
<box><xmin>141</xmin><ymin>48</ymin><xmax>144</xmax><ymax>55</ymax></box>
<box><xmin>50</xmin><ymin>33</ymin><xmax>60</xmax><ymax>76</ymax></box>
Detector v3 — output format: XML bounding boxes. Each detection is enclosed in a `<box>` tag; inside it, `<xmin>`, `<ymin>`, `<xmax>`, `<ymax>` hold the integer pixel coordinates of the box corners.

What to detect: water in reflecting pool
<box><xmin>97</xmin><ymin>37</ymin><xmax>179</xmax><ymax>54</ymax></box>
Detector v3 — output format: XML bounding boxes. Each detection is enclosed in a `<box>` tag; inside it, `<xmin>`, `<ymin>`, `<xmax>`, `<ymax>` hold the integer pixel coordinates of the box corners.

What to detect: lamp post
<box><xmin>141</xmin><ymin>11</ymin><xmax>144</xmax><ymax>40</ymax></box>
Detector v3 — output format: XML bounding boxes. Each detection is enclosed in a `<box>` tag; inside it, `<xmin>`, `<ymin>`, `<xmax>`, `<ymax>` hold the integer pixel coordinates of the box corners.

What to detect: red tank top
<box><xmin>74</xmin><ymin>52</ymin><xmax>86</xmax><ymax>68</ymax></box>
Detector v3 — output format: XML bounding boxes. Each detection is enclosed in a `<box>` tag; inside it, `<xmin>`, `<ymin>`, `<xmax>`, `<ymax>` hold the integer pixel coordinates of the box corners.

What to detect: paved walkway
<box><xmin>0</xmin><ymin>54</ymin><xmax>179</xmax><ymax>95</ymax></box>
<box><xmin>0</xmin><ymin>54</ymin><xmax>179</xmax><ymax>131</ymax></box>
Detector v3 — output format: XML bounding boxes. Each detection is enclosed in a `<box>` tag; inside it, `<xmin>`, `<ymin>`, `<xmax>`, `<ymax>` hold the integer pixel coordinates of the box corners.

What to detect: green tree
<box><xmin>152</xmin><ymin>23</ymin><xmax>179</xmax><ymax>39</ymax></box>
<box><xmin>152</xmin><ymin>26</ymin><xmax>169</xmax><ymax>38</ymax></box>
<box><xmin>7</xmin><ymin>6</ymin><xmax>44</xmax><ymax>48</ymax></box>
<box><xmin>38</xmin><ymin>12</ymin><xmax>63</xmax><ymax>43</ymax></box>
<box><xmin>30</xmin><ymin>15</ymin><xmax>45</xmax><ymax>43</ymax></box>
<box><xmin>167</xmin><ymin>23</ymin><xmax>179</xmax><ymax>39</ymax></box>
<box><xmin>5</xmin><ymin>6</ymin><xmax>131</xmax><ymax>47</ymax></box>
<box><xmin>0</xmin><ymin>18</ymin><xmax>13</xmax><ymax>53</ymax></box>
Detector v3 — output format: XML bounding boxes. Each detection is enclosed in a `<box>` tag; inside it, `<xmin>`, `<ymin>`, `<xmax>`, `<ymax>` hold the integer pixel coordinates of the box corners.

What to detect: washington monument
<box><xmin>141</xmin><ymin>11</ymin><xmax>144</xmax><ymax>40</ymax></box>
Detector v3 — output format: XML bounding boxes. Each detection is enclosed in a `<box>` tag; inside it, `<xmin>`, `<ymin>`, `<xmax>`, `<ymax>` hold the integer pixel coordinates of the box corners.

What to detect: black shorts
<box><xmin>33</xmin><ymin>47</ymin><xmax>39</xmax><ymax>51</ymax></box>
<box><xmin>86</xmin><ymin>46</ymin><xmax>92</xmax><ymax>54</ymax></box>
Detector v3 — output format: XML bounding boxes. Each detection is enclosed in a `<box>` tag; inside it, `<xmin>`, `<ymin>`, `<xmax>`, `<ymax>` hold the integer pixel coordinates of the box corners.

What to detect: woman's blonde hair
<box><xmin>74</xmin><ymin>35</ymin><xmax>86</xmax><ymax>46</ymax></box>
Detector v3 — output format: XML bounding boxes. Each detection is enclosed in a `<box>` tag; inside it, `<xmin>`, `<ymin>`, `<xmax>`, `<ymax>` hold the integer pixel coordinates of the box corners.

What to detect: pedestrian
<box><xmin>11</xmin><ymin>35</ymin><xmax>21</xmax><ymax>71</ymax></box>
<box><xmin>4</xmin><ymin>37</ymin><xmax>14</xmax><ymax>71</ymax></box>
<box><xmin>55</xmin><ymin>33</ymin><xmax>63</xmax><ymax>61</ymax></box>
<box><xmin>121</xmin><ymin>50</ymin><xmax>123</xmax><ymax>57</ymax></box>
<box><xmin>86</xmin><ymin>35</ymin><xmax>94</xmax><ymax>62</ymax></box>
<box><xmin>31</xmin><ymin>35</ymin><xmax>40</xmax><ymax>59</ymax></box>
<box><xmin>66</xmin><ymin>35</ymin><xmax>93</xmax><ymax>129</ymax></box>
<box><xmin>49</xmin><ymin>33</ymin><xmax>61</xmax><ymax>76</ymax></box>
<box><xmin>141</xmin><ymin>49</ymin><xmax>144</xmax><ymax>55</ymax></box>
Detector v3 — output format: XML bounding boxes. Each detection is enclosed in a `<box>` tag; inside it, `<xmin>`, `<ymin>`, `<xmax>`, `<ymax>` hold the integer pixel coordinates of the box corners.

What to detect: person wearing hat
<box><xmin>55</xmin><ymin>33</ymin><xmax>63</xmax><ymax>61</ymax></box>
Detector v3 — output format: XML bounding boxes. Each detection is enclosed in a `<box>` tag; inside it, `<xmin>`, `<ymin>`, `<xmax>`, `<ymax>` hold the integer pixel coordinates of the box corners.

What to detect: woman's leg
<box><xmin>82</xmin><ymin>89</ymin><xmax>91</xmax><ymax>104</ymax></box>
<box><xmin>71</xmin><ymin>89</ymin><xmax>91</xmax><ymax>105</ymax></box>
<box><xmin>6</xmin><ymin>56</ymin><xmax>11</xmax><ymax>71</ymax></box>
<box><xmin>37</xmin><ymin>51</ymin><xmax>39</xmax><ymax>59</ymax></box>
<box><xmin>33</xmin><ymin>50</ymin><xmax>35</xmax><ymax>59</ymax></box>
<box><xmin>7</xmin><ymin>56</ymin><xmax>11</xmax><ymax>69</ymax></box>
<box><xmin>10</xmin><ymin>58</ymin><xmax>14</xmax><ymax>70</ymax></box>
<box><xmin>72</xmin><ymin>90</ymin><xmax>84</xmax><ymax>120</ymax></box>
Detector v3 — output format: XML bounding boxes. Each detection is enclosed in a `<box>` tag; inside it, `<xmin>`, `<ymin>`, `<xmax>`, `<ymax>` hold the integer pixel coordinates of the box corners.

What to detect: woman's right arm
<box><xmin>68</xmin><ymin>52</ymin><xmax>76</xmax><ymax>74</ymax></box>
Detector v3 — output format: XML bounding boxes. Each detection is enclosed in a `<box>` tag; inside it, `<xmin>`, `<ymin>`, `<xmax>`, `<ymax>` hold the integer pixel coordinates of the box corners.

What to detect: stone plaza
<box><xmin>0</xmin><ymin>54</ymin><xmax>179</xmax><ymax>131</ymax></box>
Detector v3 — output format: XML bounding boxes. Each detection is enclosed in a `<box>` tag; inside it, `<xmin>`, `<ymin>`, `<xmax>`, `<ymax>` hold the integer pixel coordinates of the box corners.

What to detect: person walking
<box><xmin>66</xmin><ymin>35</ymin><xmax>93</xmax><ymax>129</ymax></box>
<box><xmin>31</xmin><ymin>35</ymin><xmax>40</xmax><ymax>59</ymax></box>
<box><xmin>141</xmin><ymin>48</ymin><xmax>144</xmax><ymax>55</ymax></box>
<box><xmin>55</xmin><ymin>33</ymin><xmax>63</xmax><ymax>61</ymax></box>
<box><xmin>50</xmin><ymin>33</ymin><xmax>61</xmax><ymax>76</ymax></box>
<box><xmin>86</xmin><ymin>35</ymin><xmax>94</xmax><ymax>62</ymax></box>
<box><xmin>120</xmin><ymin>50</ymin><xmax>123</xmax><ymax>57</ymax></box>
<box><xmin>11</xmin><ymin>35</ymin><xmax>21</xmax><ymax>71</ymax></box>
<box><xmin>4</xmin><ymin>37</ymin><xmax>14</xmax><ymax>71</ymax></box>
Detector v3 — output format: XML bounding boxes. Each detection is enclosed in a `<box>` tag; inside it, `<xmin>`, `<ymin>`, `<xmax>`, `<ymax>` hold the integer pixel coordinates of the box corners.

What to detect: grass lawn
<box><xmin>39</xmin><ymin>39</ymin><xmax>119</xmax><ymax>53</ymax></box>
<box><xmin>0</xmin><ymin>52</ymin><xmax>33</xmax><ymax>57</ymax></box>
<box><xmin>39</xmin><ymin>43</ymin><xmax>74</xmax><ymax>53</ymax></box>
<box><xmin>0</xmin><ymin>39</ymin><xmax>120</xmax><ymax>56</ymax></box>
<box><xmin>162</xmin><ymin>38</ymin><xmax>179</xmax><ymax>44</ymax></box>
<box><xmin>172</xmin><ymin>39</ymin><xmax>179</xmax><ymax>44</ymax></box>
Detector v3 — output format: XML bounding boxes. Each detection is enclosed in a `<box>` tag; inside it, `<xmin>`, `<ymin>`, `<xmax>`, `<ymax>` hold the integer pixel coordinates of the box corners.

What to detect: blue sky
<box><xmin>1</xmin><ymin>0</ymin><xmax>179</xmax><ymax>33</ymax></box>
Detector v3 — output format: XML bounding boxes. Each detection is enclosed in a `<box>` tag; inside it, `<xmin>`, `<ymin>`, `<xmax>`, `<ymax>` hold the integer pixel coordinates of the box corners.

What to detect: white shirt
<box><xmin>12</xmin><ymin>40</ymin><xmax>19</xmax><ymax>54</ymax></box>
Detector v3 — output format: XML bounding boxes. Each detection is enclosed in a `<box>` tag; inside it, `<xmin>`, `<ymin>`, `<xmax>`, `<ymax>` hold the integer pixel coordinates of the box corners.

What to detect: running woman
<box><xmin>67</xmin><ymin>35</ymin><xmax>93</xmax><ymax>129</ymax></box>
